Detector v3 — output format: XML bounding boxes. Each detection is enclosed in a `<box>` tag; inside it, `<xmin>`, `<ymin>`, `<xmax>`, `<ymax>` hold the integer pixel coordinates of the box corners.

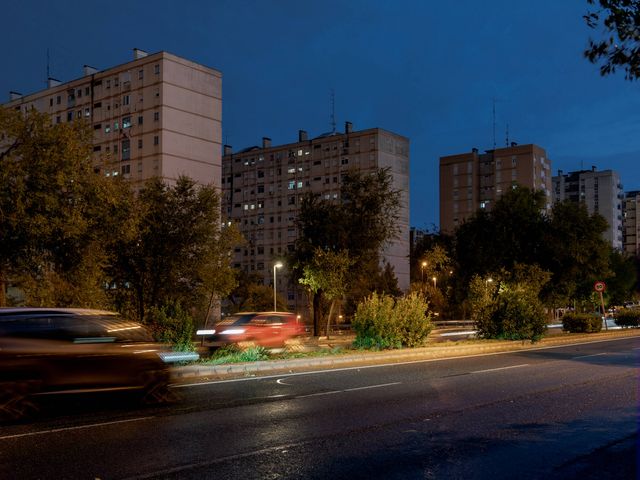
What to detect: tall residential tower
<box><xmin>439</xmin><ymin>144</ymin><xmax>552</xmax><ymax>233</ymax></box>
<box><xmin>222</xmin><ymin>123</ymin><xmax>410</xmax><ymax>313</ymax></box>
<box><xmin>4</xmin><ymin>49</ymin><xmax>222</xmax><ymax>190</ymax></box>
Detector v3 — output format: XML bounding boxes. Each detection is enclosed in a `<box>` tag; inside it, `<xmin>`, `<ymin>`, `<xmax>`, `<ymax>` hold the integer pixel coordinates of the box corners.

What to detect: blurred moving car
<box><xmin>200</xmin><ymin>312</ymin><xmax>305</xmax><ymax>349</ymax></box>
<box><xmin>0</xmin><ymin>308</ymin><xmax>184</xmax><ymax>421</ymax></box>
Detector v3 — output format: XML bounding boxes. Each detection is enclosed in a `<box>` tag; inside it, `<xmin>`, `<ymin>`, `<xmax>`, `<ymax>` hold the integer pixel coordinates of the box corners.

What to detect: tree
<box><xmin>584</xmin><ymin>0</ymin><xmax>640</xmax><ymax>80</ymax></box>
<box><xmin>292</xmin><ymin>168</ymin><xmax>402</xmax><ymax>334</ymax></box>
<box><xmin>111</xmin><ymin>176</ymin><xmax>240</xmax><ymax>324</ymax></box>
<box><xmin>604</xmin><ymin>250</ymin><xmax>638</xmax><ymax>305</ymax></box>
<box><xmin>543</xmin><ymin>201</ymin><xmax>611</xmax><ymax>308</ymax></box>
<box><xmin>299</xmin><ymin>248</ymin><xmax>353</xmax><ymax>337</ymax></box>
<box><xmin>0</xmin><ymin>107</ymin><xmax>133</xmax><ymax>307</ymax></box>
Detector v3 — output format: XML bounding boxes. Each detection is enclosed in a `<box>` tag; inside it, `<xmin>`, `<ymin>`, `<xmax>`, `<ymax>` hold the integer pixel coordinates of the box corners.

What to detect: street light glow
<box><xmin>273</xmin><ymin>262</ymin><xmax>283</xmax><ymax>311</ymax></box>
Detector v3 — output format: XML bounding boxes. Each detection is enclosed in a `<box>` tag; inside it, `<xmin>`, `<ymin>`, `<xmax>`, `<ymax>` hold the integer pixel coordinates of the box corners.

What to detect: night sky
<box><xmin>2</xmin><ymin>0</ymin><xmax>638</xmax><ymax>229</ymax></box>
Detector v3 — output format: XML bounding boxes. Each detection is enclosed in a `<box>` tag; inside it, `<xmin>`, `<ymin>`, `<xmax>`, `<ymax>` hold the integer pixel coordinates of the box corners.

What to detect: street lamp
<box><xmin>421</xmin><ymin>261</ymin><xmax>427</xmax><ymax>282</ymax></box>
<box><xmin>432</xmin><ymin>276</ymin><xmax>437</xmax><ymax>289</ymax></box>
<box><xmin>273</xmin><ymin>262</ymin><xmax>283</xmax><ymax>312</ymax></box>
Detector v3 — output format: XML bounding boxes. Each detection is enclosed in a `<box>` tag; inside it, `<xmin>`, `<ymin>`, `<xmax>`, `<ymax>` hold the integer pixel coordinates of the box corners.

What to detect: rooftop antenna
<box><xmin>330</xmin><ymin>88</ymin><xmax>336</xmax><ymax>133</ymax></box>
<box><xmin>46</xmin><ymin>48</ymin><xmax>50</xmax><ymax>85</ymax></box>
<box><xmin>492</xmin><ymin>98</ymin><xmax>496</xmax><ymax>149</ymax></box>
<box><xmin>505</xmin><ymin>123</ymin><xmax>509</xmax><ymax>147</ymax></box>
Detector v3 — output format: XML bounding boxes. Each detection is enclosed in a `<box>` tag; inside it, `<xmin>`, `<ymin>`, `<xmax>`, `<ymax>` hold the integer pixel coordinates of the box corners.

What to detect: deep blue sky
<box><xmin>2</xmin><ymin>0</ymin><xmax>639</xmax><ymax>229</ymax></box>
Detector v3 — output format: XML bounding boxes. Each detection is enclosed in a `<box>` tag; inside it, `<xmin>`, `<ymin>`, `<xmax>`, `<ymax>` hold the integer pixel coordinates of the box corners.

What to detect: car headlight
<box><xmin>196</xmin><ymin>329</ymin><xmax>216</xmax><ymax>335</ymax></box>
<box><xmin>220</xmin><ymin>329</ymin><xmax>245</xmax><ymax>335</ymax></box>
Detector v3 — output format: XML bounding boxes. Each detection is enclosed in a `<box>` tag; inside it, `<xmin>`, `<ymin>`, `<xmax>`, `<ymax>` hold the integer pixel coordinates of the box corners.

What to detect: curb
<box><xmin>171</xmin><ymin>329</ymin><xmax>640</xmax><ymax>381</ymax></box>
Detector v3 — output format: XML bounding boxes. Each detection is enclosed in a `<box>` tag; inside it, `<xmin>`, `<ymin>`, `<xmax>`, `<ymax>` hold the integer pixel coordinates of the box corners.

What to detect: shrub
<box><xmin>562</xmin><ymin>313</ymin><xmax>602</xmax><ymax>333</ymax></box>
<box><xmin>614</xmin><ymin>308</ymin><xmax>640</xmax><ymax>328</ymax></box>
<box><xmin>352</xmin><ymin>292</ymin><xmax>431</xmax><ymax>349</ymax></box>
<box><xmin>148</xmin><ymin>301</ymin><xmax>196</xmax><ymax>351</ymax></box>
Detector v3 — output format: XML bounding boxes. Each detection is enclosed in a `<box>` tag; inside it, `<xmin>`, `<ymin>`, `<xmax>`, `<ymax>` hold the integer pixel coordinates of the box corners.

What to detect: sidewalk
<box><xmin>172</xmin><ymin>328</ymin><xmax>640</xmax><ymax>382</ymax></box>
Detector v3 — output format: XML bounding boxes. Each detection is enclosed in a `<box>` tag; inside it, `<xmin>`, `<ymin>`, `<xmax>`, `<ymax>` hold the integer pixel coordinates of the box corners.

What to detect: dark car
<box><xmin>0</xmin><ymin>308</ymin><xmax>179</xmax><ymax>421</ymax></box>
<box><xmin>200</xmin><ymin>312</ymin><xmax>305</xmax><ymax>349</ymax></box>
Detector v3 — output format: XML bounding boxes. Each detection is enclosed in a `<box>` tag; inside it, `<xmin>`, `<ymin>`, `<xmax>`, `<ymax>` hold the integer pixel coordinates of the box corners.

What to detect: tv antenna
<box><xmin>330</xmin><ymin>89</ymin><xmax>336</xmax><ymax>133</ymax></box>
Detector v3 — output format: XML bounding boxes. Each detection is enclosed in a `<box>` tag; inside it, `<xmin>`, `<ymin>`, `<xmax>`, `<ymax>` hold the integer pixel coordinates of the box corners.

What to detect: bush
<box><xmin>148</xmin><ymin>301</ymin><xmax>196</xmax><ymax>352</ymax></box>
<box><xmin>352</xmin><ymin>292</ymin><xmax>431</xmax><ymax>349</ymax></box>
<box><xmin>562</xmin><ymin>313</ymin><xmax>602</xmax><ymax>333</ymax></box>
<box><xmin>614</xmin><ymin>308</ymin><xmax>640</xmax><ymax>328</ymax></box>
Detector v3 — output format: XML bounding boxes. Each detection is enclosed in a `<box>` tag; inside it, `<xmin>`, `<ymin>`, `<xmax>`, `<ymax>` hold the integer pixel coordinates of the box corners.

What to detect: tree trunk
<box><xmin>0</xmin><ymin>269</ymin><xmax>6</xmax><ymax>307</ymax></box>
<box><xmin>325</xmin><ymin>299</ymin><xmax>335</xmax><ymax>339</ymax></box>
<box><xmin>312</xmin><ymin>291</ymin><xmax>322</xmax><ymax>336</ymax></box>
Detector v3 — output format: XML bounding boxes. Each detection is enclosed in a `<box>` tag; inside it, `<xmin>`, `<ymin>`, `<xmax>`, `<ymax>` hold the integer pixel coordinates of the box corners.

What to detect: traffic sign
<box><xmin>594</xmin><ymin>281</ymin><xmax>606</xmax><ymax>292</ymax></box>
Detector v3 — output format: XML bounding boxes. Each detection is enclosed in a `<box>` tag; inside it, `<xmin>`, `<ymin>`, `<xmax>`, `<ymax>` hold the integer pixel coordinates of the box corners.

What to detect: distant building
<box><xmin>3</xmin><ymin>49</ymin><xmax>222</xmax><ymax>190</ymax></box>
<box><xmin>552</xmin><ymin>167</ymin><xmax>623</xmax><ymax>250</ymax></box>
<box><xmin>623</xmin><ymin>191</ymin><xmax>640</xmax><ymax>257</ymax></box>
<box><xmin>222</xmin><ymin>123</ymin><xmax>410</xmax><ymax>313</ymax></box>
<box><xmin>439</xmin><ymin>144</ymin><xmax>552</xmax><ymax>233</ymax></box>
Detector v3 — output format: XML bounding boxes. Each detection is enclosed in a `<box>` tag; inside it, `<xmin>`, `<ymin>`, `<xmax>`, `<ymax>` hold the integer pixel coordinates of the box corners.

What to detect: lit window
<box><xmin>114</xmin><ymin>121</ymin><xmax>119</xmax><ymax>130</ymax></box>
<box><xmin>122</xmin><ymin>117</ymin><xmax>131</xmax><ymax>129</ymax></box>
<box><xmin>105</xmin><ymin>125</ymin><xmax>111</xmax><ymax>133</ymax></box>
<box><xmin>298</xmin><ymin>149</ymin><xmax>303</xmax><ymax>156</ymax></box>
<box><xmin>288</xmin><ymin>181</ymin><xmax>296</xmax><ymax>190</ymax></box>
<box><xmin>287</xmin><ymin>167</ymin><xmax>295</xmax><ymax>174</ymax></box>
<box><xmin>297</xmin><ymin>181</ymin><xmax>303</xmax><ymax>188</ymax></box>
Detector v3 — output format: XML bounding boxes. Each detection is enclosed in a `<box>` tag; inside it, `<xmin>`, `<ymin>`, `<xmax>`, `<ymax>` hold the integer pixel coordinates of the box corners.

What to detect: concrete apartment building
<box><xmin>4</xmin><ymin>49</ymin><xmax>222</xmax><ymax>190</ymax></box>
<box><xmin>222</xmin><ymin>123</ymin><xmax>410</xmax><ymax>313</ymax></box>
<box><xmin>622</xmin><ymin>191</ymin><xmax>640</xmax><ymax>256</ymax></box>
<box><xmin>552</xmin><ymin>168</ymin><xmax>623</xmax><ymax>250</ymax></box>
<box><xmin>439</xmin><ymin>144</ymin><xmax>552</xmax><ymax>233</ymax></box>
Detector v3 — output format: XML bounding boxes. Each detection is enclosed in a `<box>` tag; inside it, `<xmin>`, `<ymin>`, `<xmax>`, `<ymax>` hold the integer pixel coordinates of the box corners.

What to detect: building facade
<box><xmin>623</xmin><ymin>191</ymin><xmax>640</xmax><ymax>257</ymax></box>
<box><xmin>222</xmin><ymin>123</ymin><xmax>410</xmax><ymax>313</ymax></box>
<box><xmin>552</xmin><ymin>167</ymin><xmax>623</xmax><ymax>250</ymax></box>
<box><xmin>4</xmin><ymin>49</ymin><xmax>222</xmax><ymax>190</ymax></box>
<box><xmin>439</xmin><ymin>144</ymin><xmax>552</xmax><ymax>233</ymax></box>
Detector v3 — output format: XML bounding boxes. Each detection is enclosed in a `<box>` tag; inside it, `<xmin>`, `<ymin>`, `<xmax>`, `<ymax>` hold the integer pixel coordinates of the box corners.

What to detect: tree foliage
<box><xmin>292</xmin><ymin>168</ymin><xmax>402</xmax><ymax>334</ymax></box>
<box><xmin>111</xmin><ymin>176</ymin><xmax>240</xmax><ymax>324</ymax></box>
<box><xmin>0</xmin><ymin>107</ymin><xmax>133</xmax><ymax>307</ymax></box>
<box><xmin>299</xmin><ymin>248</ymin><xmax>353</xmax><ymax>336</ymax></box>
<box><xmin>584</xmin><ymin>0</ymin><xmax>640</xmax><ymax>80</ymax></box>
<box><xmin>453</xmin><ymin>187</ymin><xmax>615</xmax><ymax>312</ymax></box>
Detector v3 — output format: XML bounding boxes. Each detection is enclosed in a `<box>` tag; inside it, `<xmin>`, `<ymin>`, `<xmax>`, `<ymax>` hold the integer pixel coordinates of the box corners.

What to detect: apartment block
<box><xmin>552</xmin><ymin>167</ymin><xmax>623</xmax><ymax>250</ymax></box>
<box><xmin>622</xmin><ymin>191</ymin><xmax>640</xmax><ymax>256</ymax></box>
<box><xmin>4</xmin><ymin>49</ymin><xmax>222</xmax><ymax>190</ymax></box>
<box><xmin>222</xmin><ymin>123</ymin><xmax>410</xmax><ymax>313</ymax></box>
<box><xmin>439</xmin><ymin>144</ymin><xmax>552</xmax><ymax>233</ymax></box>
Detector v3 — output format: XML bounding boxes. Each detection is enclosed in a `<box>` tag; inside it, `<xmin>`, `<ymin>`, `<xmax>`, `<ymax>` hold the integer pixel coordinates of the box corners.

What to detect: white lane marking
<box><xmin>276</xmin><ymin>378</ymin><xmax>291</xmax><ymax>385</ymax></box>
<box><xmin>0</xmin><ymin>416</ymin><xmax>153</xmax><ymax>441</ymax></box>
<box><xmin>297</xmin><ymin>382</ymin><xmax>401</xmax><ymax>398</ymax></box>
<box><xmin>572</xmin><ymin>352</ymin><xmax>607</xmax><ymax>360</ymax></box>
<box><xmin>174</xmin><ymin>336</ymin><xmax>639</xmax><ymax>388</ymax></box>
<box><xmin>266</xmin><ymin>394</ymin><xmax>288</xmax><ymax>398</ymax></box>
<box><xmin>471</xmin><ymin>364</ymin><xmax>529</xmax><ymax>374</ymax></box>
<box><xmin>297</xmin><ymin>390</ymin><xmax>342</xmax><ymax>398</ymax></box>
<box><xmin>344</xmin><ymin>382</ymin><xmax>401</xmax><ymax>392</ymax></box>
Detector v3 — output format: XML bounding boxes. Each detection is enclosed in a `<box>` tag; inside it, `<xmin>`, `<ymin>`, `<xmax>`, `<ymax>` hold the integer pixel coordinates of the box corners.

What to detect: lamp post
<box><xmin>273</xmin><ymin>262</ymin><xmax>283</xmax><ymax>312</ymax></box>
<box><xmin>432</xmin><ymin>276</ymin><xmax>437</xmax><ymax>289</ymax></box>
<box><xmin>421</xmin><ymin>261</ymin><xmax>427</xmax><ymax>282</ymax></box>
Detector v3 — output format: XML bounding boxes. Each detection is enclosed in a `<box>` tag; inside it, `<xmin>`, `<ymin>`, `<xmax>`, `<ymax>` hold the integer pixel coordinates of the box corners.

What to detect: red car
<box><xmin>203</xmin><ymin>312</ymin><xmax>305</xmax><ymax>348</ymax></box>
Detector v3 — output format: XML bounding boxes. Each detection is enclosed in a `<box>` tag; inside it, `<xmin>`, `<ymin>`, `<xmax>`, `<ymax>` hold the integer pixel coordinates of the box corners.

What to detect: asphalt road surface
<box><xmin>1</xmin><ymin>336</ymin><xmax>637</xmax><ymax>479</ymax></box>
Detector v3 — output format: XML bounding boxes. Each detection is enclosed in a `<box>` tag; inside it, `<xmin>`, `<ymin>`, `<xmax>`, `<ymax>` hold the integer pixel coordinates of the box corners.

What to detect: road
<box><xmin>0</xmin><ymin>336</ymin><xmax>637</xmax><ymax>479</ymax></box>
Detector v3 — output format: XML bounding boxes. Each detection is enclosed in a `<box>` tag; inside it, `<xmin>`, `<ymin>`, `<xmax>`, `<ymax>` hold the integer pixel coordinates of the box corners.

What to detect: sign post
<box><xmin>594</xmin><ymin>281</ymin><xmax>607</xmax><ymax>331</ymax></box>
